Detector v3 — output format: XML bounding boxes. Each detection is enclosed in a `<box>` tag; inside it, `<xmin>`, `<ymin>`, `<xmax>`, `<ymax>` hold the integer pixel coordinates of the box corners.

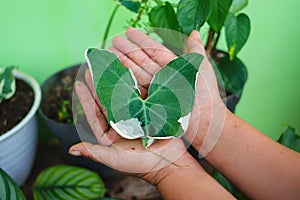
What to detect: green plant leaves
<box><xmin>0</xmin><ymin>66</ymin><xmax>16</xmax><ymax>103</ymax></box>
<box><xmin>225</xmin><ymin>13</ymin><xmax>250</xmax><ymax>60</ymax></box>
<box><xmin>0</xmin><ymin>168</ymin><xmax>25</xmax><ymax>200</ymax></box>
<box><xmin>176</xmin><ymin>0</ymin><xmax>212</xmax><ymax>35</ymax></box>
<box><xmin>208</xmin><ymin>0</ymin><xmax>233</xmax><ymax>33</ymax></box>
<box><xmin>212</xmin><ymin>51</ymin><xmax>247</xmax><ymax>96</ymax></box>
<box><xmin>278</xmin><ymin>126</ymin><xmax>300</xmax><ymax>153</ymax></box>
<box><xmin>149</xmin><ymin>2</ymin><xmax>180</xmax><ymax>31</ymax></box>
<box><xmin>229</xmin><ymin>0</ymin><xmax>248</xmax><ymax>14</ymax></box>
<box><xmin>118</xmin><ymin>0</ymin><xmax>140</xmax><ymax>13</ymax></box>
<box><xmin>33</xmin><ymin>165</ymin><xmax>107</xmax><ymax>200</ymax></box>
<box><xmin>87</xmin><ymin>49</ymin><xmax>203</xmax><ymax>147</ymax></box>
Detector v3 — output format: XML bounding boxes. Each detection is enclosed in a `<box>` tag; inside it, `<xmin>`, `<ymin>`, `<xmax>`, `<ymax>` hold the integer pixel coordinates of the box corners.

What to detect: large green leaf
<box><xmin>278</xmin><ymin>126</ymin><xmax>300</xmax><ymax>153</ymax></box>
<box><xmin>0</xmin><ymin>168</ymin><xmax>25</xmax><ymax>200</ymax></box>
<box><xmin>229</xmin><ymin>0</ymin><xmax>248</xmax><ymax>14</ymax></box>
<box><xmin>149</xmin><ymin>2</ymin><xmax>184</xmax><ymax>52</ymax></box>
<box><xmin>33</xmin><ymin>165</ymin><xmax>107</xmax><ymax>200</ymax></box>
<box><xmin>87</xmin><ymin>49</ymin><xmax>203</xmax><ymax>147</ymax></box>
<box><xmin>208</xmin><ymin>0</ymin><xmax>233</xmax><ymax>32</ymax></box>
<box><xmin>212</xmin><ymin>51</ymin><xmax>247</xmax><ymax>96</ymax></box>
<box><xmin>176</xmin><ymin>0</ymin><xmax>212</xmax><ymax>35</ymax></box>
<box><xmin>225</xmin><ymin>13</ymin><xmax>250</xmax><ymax>60</ymax></box>
<box><xmin>118</xmin><ymin>0</ymin><xmax>140</xmax><ymax>13</ymax></box>
<box><xmin>149</xmin><ymin>2</ymin><xmax>180</xmax><ymax>31</ymax></box>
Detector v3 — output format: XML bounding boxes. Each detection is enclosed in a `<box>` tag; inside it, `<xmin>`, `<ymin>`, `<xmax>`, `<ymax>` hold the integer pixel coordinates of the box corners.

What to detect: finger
<box><xmin>112</xmin><ymin>36</ymin><xmax>161</xmax><ymax>76</ymax></box>
<box><xmin>109</xmin><ymin>46</ymin><xmax>149</xmax><ymax>99</ymax></box>
<box><xmin>185</xmin><ymin>30</ymin><xmax>207</xmax><ymax>55</ymax></box>
<box><xmin>126</xmin><ymin>27</ymin><xmax>177</xmax><ymax>66</ymax></box>
<box><xmin>76</xmin><ymin>81</ymin><xmax>112</xmax><ymax>144</ymax></box>
<box><xmin>84</xmin><ymin>70</ymin><xmax>108</xmax><ymax>118</ymax></box>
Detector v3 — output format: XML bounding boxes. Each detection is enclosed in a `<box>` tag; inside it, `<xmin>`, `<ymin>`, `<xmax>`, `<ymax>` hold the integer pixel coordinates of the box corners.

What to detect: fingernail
<box><xmin>69</xmin><ymin>150</ymin><xmax>82</xmax><ymax>156</ymax></box>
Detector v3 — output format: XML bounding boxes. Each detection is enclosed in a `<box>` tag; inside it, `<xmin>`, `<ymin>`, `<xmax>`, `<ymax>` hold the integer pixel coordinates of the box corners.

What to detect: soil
<box><xmin>0</xmin><ymin>79</ymin><xmax>34</xmax><ymax>135</ymax></box>
<box><xmin>41</xmin><ymin>70</ymin><xmax>76</xmax><ymax>124</ymax></box>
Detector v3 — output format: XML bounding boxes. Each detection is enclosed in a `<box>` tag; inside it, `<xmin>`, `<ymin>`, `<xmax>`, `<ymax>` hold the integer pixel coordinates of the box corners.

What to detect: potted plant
<box><xmin>104</xmin><ymin>0</ymin><xmax>250</xmax><ymax>112</ymax></box>
<box><xmin>0</xmin><ymin>66</ymin><xmax>41</xmax><ymax>185</ymax></box>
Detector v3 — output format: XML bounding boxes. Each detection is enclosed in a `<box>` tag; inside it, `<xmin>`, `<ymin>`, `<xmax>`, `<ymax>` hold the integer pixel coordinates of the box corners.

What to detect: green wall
<box><xmin>0</xmin><ymin>0</ymin><xmax>299</xmax><ymax>139</ymax></box>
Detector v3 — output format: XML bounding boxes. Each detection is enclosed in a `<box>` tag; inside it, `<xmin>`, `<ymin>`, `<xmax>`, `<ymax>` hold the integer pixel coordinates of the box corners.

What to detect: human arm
<box><xmin>185</xmin><ymin>30</ymin><xmax>300</xmax><ymax>199</ymax></box>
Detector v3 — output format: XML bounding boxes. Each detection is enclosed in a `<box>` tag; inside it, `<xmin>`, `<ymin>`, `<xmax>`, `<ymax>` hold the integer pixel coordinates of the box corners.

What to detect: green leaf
<box><xmin>87</xmin><ymin>49</ymin><xmax>203</xmax><ymax>147</ymax></box>
<box><xmin>212</xmin><ymin>51</ymin><xmax>247</xmax><ymax>96</ymax></box>
<box><xmin>208</xmin><ymin>0</ymin><xmax>233</xmax><ymax>32</ymax></box>
<box><xmin>229</xmin><ymin>0</ymin><xmax>248</xmax><ymax>14</ymax></box>
<box><xmin>225</xmin><ymin>13</ymin><xmax>250</xmax><ymax>60</ymax></box>
<box><xmin>118</xmin><ymin>0</ymin><xmax>140</xmax><ymax>13</ymax></box>
<box><xmin>33</xmin><ymin>165</ymin><xmax>107</xmax><ymax>200</ymax></box>
<box><xmin>177</xmin><ymin>0</ymin><xmax>212</xmax><ymax>35</ymax></box>
<box><xmin>0</xmin><ymin>66</ymin><xmax>16</xmax><ymax>103</ymax></box>
<box><xmin>149</xmin><ymin>2</ymin><xmax>184</xmax><ymax>53</ymax></box>
<box><xmin>0</xmin><ymin>168</ymin><xmax>25</xmax><ymax>200</ymax></box>
<box><xmin>278</xmin><ymin>126</ymin><xmax>300</xmax><ymax>153</ymax></box>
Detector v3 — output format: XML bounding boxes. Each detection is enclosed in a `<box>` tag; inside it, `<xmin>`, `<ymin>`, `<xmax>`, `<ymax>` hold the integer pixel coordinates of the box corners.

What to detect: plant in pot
<box><xmin>0</xmin><ymin>66</ymin><xmax>41</xmax><ymax>185</ymax></box>
<box><xmin>105</xmin><ymin>0</ymin><xmax>250</xmax><ymax>112</ymax></box>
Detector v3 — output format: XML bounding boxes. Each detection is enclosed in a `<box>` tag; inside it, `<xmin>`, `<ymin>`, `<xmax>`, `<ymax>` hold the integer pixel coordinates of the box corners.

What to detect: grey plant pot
<box><xmin>0</xmin><ymin>70</ymin><xmax>41</xmax><ymax>185</ymax></box>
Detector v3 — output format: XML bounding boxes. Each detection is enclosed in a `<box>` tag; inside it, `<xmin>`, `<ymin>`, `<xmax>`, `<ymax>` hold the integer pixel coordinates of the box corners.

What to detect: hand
<box><xmin>69</xmin><ymin>28</ymin><xmax>192</xmax><ymax>184</ymax></box>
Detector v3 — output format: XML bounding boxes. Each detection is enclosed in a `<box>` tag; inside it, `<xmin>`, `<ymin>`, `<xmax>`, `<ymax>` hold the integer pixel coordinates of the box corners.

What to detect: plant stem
<box><xmin>212</xmin><ymin>32</ymin><xmax>221</xmax><ymax>50</ymax></box>
<box><xmin>101</xmin><ymin>4</ymin><xmax>120</xmax><ymax>49</ymax></box>
<box><xmin>205</xmin><ymin>28</ymin><xmax>215</xmax><ymax>55</ymax></box>
<box><xmin>131</xmin><ymin>0</ymin><xmax>149</xmax><ymax>27</ymax></box>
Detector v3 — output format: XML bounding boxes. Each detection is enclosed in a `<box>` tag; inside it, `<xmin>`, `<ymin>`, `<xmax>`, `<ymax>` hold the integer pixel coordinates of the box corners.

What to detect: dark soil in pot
<box><xmin>41</xmin><ymin>69</ymin><xmax>76</xmax><ymax>124</ymax></box>
<box><xmin>0</xmin><ymin>79</ymin><xmax>34</xmax><ymax>135</ymax></box>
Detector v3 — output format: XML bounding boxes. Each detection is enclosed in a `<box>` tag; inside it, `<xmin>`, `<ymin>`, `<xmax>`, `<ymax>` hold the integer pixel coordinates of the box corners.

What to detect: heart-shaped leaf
<box><xmin>212</xmin><ymin>51</ymin><xmax>247</xmax><ymax>96</ymax></box>
<box><xmin>208</xmin><ymin>0</ymin><xmax>233</xmax><ymax>33</ymax></box>
<box><xmin>0</xmin><ymin>168</ymin><xmax>25</xmax><ymax>200</ymax></box>
<box><xmin>229</xmin><ymin>0</ymin><xmax>248</xmax><ymax>14</ymax></box>
<box><xmin>225</xmin><ymin>13</ymin><xmax>250</xmax><ymax>60</ymax></box>
<box><xmin>118</xmin><ymin>0</ymin><xmax>140</xmax><ymax>13</ymax></box>
<box><xmin>87</xmin><ymin>49</ymin><xmax>203</xmax><ymax>147</ymax></box>
<box><xmin>176</xmin><ymin>0</ymin><xmax>212</xmax><ymax>35</ymax></box>
<box><xmin>278</xmin><ymin>126</ymin><xmax>300</xmax><ymax>153</ymax></box>
<box><xmin>33</xmin><ymin>165</ymin><xmax>107</xmax><ymax>200</ymax></box>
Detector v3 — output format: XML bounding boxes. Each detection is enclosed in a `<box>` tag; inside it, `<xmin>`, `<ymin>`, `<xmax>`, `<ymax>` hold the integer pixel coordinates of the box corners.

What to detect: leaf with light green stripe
<box><xmin>33</xmin><ymin>165</ymin><xmax>107</xmax><ymax>200</ymax></box>
<box><xmin>176</xmin><ymin>0</ymin><xmax>212</xmax><ymax>35</ymax></box>
<box><xmin>225</xmin><ymin>13</ymin><xmax>250</xmax><ymax>60</ymax></box>
<box><xmin>0</xmin><ymin>168</ymin><xmax>25</xmax><ymax>200</ymax></box>
<box><xmin>87</xmin><ymin>49</ymin><xmax>203</xmax><ymax>147</ymax></box>
<box><xmin>208</xmin><ymin>0</ymin><xmax>233</xmax><ymax>32</ymax></box>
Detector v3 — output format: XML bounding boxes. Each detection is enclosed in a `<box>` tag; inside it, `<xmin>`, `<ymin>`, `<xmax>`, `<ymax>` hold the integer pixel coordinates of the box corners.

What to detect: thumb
<box><xmin>185</xmin><ymin>30</ymin><xmax>206</xmax><ymax>56</ymax></box>
<box><xmin>69</xmin><ymin>142</ymin><xmax>115</xmax><ymax>165</ymax></box>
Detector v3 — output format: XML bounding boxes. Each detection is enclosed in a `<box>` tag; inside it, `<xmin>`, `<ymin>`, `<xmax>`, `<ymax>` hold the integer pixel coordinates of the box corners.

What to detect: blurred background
<box><xmin>0</xmin><ymin>0</ymin><xmax>299</xmax><ymax>140</ymax></box>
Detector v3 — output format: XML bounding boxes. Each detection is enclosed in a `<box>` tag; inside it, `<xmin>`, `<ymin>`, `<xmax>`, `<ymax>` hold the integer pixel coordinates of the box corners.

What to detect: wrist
<box><xmin>191</xmin><ymin>101</ymin><xmax>230</xmax><ymax>154</ymax></box>
<box><xmin>141</xmin><ymin>151</ymin><xmax>201</xmax><ymax>186</ymax></box>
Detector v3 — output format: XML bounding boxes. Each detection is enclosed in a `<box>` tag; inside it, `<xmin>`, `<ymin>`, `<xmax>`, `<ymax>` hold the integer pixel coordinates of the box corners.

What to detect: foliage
<box><xmin>0</xmin><ymin>168</ymin><xmax>26</xmax><ymax>200</ymax></box>
<box><xmin>87</xmin><ymin>48</ymin><xmax>203</xmax><ymax>147</ymax></box>
<box><xmin>104</xmin><ymin>0</ymin><xmax>250</xmax><ymax>97</ymax></box>
<box><xmin>0</xmin><ymin>66</ymin><xmax>16</xmax><ymax>103</ymax></box>
<box><xmin>33</xmin><ymin>165</ymin><xmax>107</xmax><ymax>200</ymax></box>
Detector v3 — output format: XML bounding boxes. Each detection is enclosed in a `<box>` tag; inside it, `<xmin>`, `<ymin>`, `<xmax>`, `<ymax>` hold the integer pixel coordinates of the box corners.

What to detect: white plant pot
<box><xmin>0</xmin><ymin>70</ymin><xmax>41</xmax><ymax>185</ymax></box>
